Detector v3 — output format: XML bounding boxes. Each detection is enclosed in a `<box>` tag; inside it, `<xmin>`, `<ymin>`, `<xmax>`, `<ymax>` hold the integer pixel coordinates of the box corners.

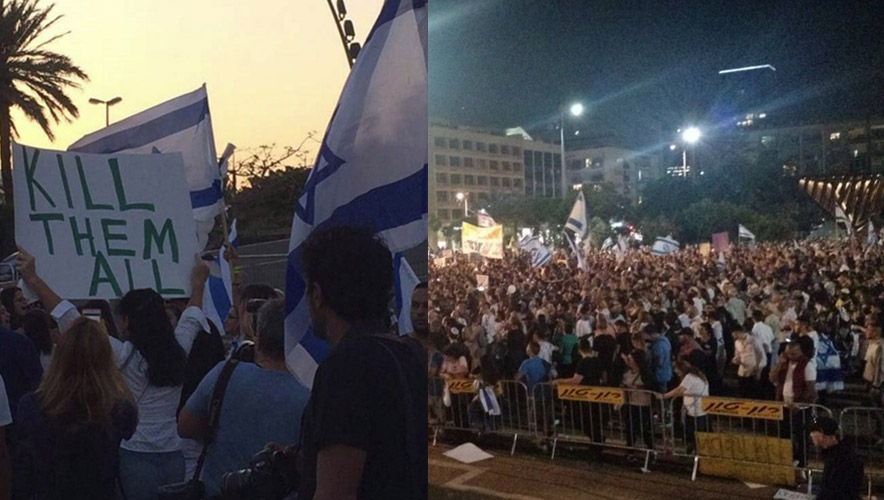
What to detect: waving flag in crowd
<box><xmin>517</xmin><ymin>235</ymin><xmax>552</xmax><ymax>268</ymax></box>
<box><xmin>651</xmin><ymin>236</ymin><xmax>679</xmax><ymax>256</ymax></box>
<box><xmin>564</xmin><ymin>191</ymin><xmax>587</xmax><ymax>239</ymax></box>
<box><xmin>835</xmin><ymin>204</ymin><xmax>853</xmax><ymax>235</ymax></box>
<box><xmin>738</xmin><ymin>224</ymin><xmax>755</xmax><ymax>241</ymax></box>
<box><xmin>477</xmin><ymin>209</ymin><xmax>496</xmax><ymax>228</ymax></box>
<box><xmin>68</xmin><ymin>85</ymin><xmax>224</xmax><ymax>248</ymax></box>
<box><xmin>203</xmin><ymin>220</ymin><xmax>238</xmax><ymax>334</ymax></box>
<box><xmin>284</xmin><ymin>0</ymin><xmax>428</xmax><ymax>388</ymax></box>
<box><xmin>394</xmin><ymin>254</ymin><xmax>420</xmax><ymax>336</ymax></box>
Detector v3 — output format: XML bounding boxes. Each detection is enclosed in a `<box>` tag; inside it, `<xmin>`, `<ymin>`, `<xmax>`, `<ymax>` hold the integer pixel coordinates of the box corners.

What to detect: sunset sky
<box><xmin>12</xmin><ymin>0</ymin><xmax>380</xmax><ymax>163</ymax></box>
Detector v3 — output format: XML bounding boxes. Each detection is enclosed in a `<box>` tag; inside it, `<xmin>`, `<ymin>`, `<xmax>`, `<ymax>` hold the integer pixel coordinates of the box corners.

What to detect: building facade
<box><xmin>566</xmin><ymin>147</ymin><xmax>662</xmax><ymax>199</ymax></box>
<box><xmin>429</xmin><ymin>123</ymin><xmax>562</xmax><ymax>224</ymax></box>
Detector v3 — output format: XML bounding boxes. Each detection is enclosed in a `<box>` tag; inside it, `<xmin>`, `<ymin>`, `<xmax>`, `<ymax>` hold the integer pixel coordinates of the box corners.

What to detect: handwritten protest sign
<box><xmin>462</xmin><ymin>222</ymin><xmax>503</xmax><ymax>259</ymax></box>
<box><xmin>14</xmin><ymin>144</ymin><xmax>198</xmax><ymax>299</ymax></box>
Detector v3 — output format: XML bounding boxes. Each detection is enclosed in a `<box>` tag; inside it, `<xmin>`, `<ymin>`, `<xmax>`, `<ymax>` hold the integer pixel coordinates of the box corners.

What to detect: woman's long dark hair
<box><xmin>118</xmin><ymin>289</ymin><xmax>186</xmax><ymax>387</ymax></box>
<box><xmin>22</xmin><ymin>310</ymin><xmax>53</xmax><ymax>355</ymax></box>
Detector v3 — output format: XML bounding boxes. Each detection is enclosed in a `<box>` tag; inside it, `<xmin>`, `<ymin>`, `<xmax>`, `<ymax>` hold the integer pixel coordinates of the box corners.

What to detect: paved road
<box><xmin>429</xmin><ymin>444</ymin><xmax>783</xmax><ymax>500</ymax></box>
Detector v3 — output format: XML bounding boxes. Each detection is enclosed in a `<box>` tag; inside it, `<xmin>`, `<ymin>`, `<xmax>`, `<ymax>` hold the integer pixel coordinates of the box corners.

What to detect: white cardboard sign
<box><xmin>14</xmin><ymin>144</ymin><xmax>198</xmax><ymax>299</ymax></box>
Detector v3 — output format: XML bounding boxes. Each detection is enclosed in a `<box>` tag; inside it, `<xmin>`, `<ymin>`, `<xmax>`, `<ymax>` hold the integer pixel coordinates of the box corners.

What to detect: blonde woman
<box><xmin>15</xmin><ymin>317</ymin><xmax>137</xmax><ymax>500</ymax></box>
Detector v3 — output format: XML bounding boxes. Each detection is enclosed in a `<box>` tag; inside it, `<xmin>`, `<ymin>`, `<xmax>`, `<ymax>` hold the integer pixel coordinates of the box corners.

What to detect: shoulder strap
<box><xmin>368</xmin><ymin>335</ymin><xmax>420</xmax><ymax>498</ymax></box>
<box><xmin>192</xmin><ymin>359</ymin><xmax>239</xmax><ymax>481</ymax></box>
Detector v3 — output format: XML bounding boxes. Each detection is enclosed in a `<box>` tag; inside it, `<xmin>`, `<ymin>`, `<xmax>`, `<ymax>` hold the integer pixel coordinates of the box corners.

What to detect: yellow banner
<box><xmin>702</xmin><ymin>397</ymin><xmax>783</xmax><ymax>420</ymax></box>
<box><xmin>447</xmin><ymin>379</ymin><xmax>476</xmax><ymax>394</ymax></box>
<box><xmin>699</xmin><ymin>242</ymin><xmax>711</xmax><ymax>257</ymax></box>
<box><xmin>462</xmin><ymin>222</ymin><xmax>504</xmax><ymax>259</ymax></box>
<box><xmin>697</xmin><ymin>432</ymin><xmax>795</xmax><ymax>486</ymax></box>
<box><xmin>556</xmin><ymin>385</ymin><xmax>625</xmax><ymax>405</ymax></box>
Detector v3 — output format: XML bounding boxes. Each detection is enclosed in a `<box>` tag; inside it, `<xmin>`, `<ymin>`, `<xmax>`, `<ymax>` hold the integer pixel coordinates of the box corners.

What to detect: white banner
<box><xmin>462</xmin><ymin>222</ymin><xmax>503</xmax><ymax>259</ymax></box>
<box><xmin>14</xmin><ymin>144</ymin><xmax>198</xmax><ymax>299</ymax></box>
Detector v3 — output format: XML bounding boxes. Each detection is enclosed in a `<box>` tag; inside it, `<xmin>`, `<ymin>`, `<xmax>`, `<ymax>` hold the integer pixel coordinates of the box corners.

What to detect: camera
<box><xmin>219</xmin><ymin>446</ymin><xmax>298</xmax><ymax>500</ymax></box>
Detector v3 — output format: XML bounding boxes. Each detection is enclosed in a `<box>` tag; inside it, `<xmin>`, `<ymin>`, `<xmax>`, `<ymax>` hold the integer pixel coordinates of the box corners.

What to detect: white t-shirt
<box><xmin>576</xmin><ymin>319</ymin><xmax>593</xmax><ymax>337</ymax></box>
<box><xmin>0</xmin><ymin>374</ymin><xmax>12</xmax><ymax>426</ymax></box>
<box><xmin>752</xmin><ymin>322</ymin><xmax>774</xmax><ymax>355</ymax></box>
<box><xmin>52</xmin><ymin>300</ymin><xmax>203</xmax><ymax>453</ymax></box>
<box><xmin>782</xmin><ymin>361</ymin><xmax>817</xmax><ymax>404</ymax></box>
<box><xmin>679</xmin><ymin>373</ymin><xmax>709</xmax><ymax>417</ymax></box>
<box><xmin>538</xmin><ymin>341</ymin><xmax>555</xmax><ymax>364</ymax></box>
<box><xmin>805</xmin><ymin>330</ymin><xmax>820</xmax><ymax>367</ymax></box>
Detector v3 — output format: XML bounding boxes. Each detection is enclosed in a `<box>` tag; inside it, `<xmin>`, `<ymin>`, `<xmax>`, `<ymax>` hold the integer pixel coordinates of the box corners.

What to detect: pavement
<box><xmin>429</xmin><ymin>443</ymin><xmax>784</xmax><ymax>500</ymax></box>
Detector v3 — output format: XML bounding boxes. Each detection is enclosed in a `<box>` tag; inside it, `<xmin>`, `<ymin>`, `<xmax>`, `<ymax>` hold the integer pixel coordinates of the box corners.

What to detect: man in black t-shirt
<box><xmin>296</xmin><ymin>227</ymin><xmax>426</xmax><ymax>500</ymax></box>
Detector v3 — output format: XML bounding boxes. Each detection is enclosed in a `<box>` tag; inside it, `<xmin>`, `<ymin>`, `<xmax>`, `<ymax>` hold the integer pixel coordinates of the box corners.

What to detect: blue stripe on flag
<box><xmin>69</xmin><ymin>98</ymin><xmax>209</xmax><ymax>154</ymax></box>
<box><xmin>190</xmin><ymin>179</ymin><xmax>223</xmax><ymax>209</ymax></box>
<box><xmin>208</xmin><ymin>275</ymin><xmax>231</xmax><ymax>322</ymax></box>
<box><xmin>567</xmin><ymin>218</ymin><xmax>584</xmax><ymax>230</ymax></box>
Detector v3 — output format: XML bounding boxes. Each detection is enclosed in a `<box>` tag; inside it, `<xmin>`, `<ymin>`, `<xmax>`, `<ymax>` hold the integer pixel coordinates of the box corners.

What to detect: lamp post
<box><xmin>680</xmin><ymin>126</ymin><xmax>701</xmax><ymax>177</ymax></box>
<box><xmin>560</xmin><ymin>102</ymin><xmax>584</xmax><ymax>198</ymax></box>
<box><xmin>88</xmin><ymin>96</ymin><xmax>122</xmax><ymax>127</ymax></box>
<box><xmin>456</xmin><ymin>191</ymin><xmax>468</xmax><ymax>217</ymax></box>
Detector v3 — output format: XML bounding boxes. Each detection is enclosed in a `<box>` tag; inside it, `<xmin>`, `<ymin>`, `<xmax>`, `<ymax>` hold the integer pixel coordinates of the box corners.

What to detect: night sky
<box><xmin>429</xmin><ymin>0</ymin><xmax>884</xmax><ymax>149</ymax></box>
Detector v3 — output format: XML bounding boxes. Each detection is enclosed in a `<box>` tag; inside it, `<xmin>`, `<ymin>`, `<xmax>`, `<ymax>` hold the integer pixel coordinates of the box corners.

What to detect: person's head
<box><xmin>674</xmin><ymin>359</ymin><xmax>705</xmax><ymax>381</ymax></box>
<box><xmin>526</xmin><ymin>341</ymin><xmax>540</xmax><ymax>358</ymax></box>
<box><xmin>733</xmin><ymin>324</ymin><xmax>747</xmax><ymax>340</ymax></box>
<box><xmin>82</xmin><ymin>299</ymin><xmax>120</xmax><ymax>340</ymax></box>
<box><xmin>643</xmin><ymin>322</ymin><xmax>660</xmax><ymax>339</ymax></box>
<box><xmin>22</xmin><ymin>309</ymin><xmax>54</xmax><ymax>356</ymax></box>
<box><xmin>784</xmin><ymin>340</ymin><xmax>804</xmax><ymax>362</ymax></box>
<box><xmin>579</xmin><ymin>305</ymin><xmax>590</xmax><ymax>319</ymax></box>
<box><xmin>578</xmin><ymin>336</ymin><xmax>593</xmax><ymax>357</ymax></box>
<box><xmin>255</xmin><ymin>299</ymin><xmax>286</xmax><ymax>365</ymax></box>
<box><xmin>810</xmin><ymin>416</ymin><xmax>840</xmax><ymax>450</ymax></box>
<box><xmin>678</xmin><ymin>327</ymin><xmax>695</xmax><ymax>344</ymax></box>
<box><xmin>410</xmin><ymin>282</ymin><xmax>429</xmax><ymax>337</ymax></box>
<box><xmin>0</xmin><ymin>286</ymin><xmax>27</xmax><ymax>329</ymax></box>
<box><xmin>867</xmin><ymin>324</ymin><xmax>882</xmax><ymax>341</ymax></box>
<box><xmin>614</xmin><ymin>319</ymin><xmax>628</xmax><ymax>333</ymax></box>
<box><xmin>236</xmin><ymin>284</ymin><xmax>278</xmax><ymax>339</ymax></box>
<box><xmin>300</xmin><ymin>227</ymin><xmax>394</xmax><ymax>341</ymax></box>
<box><xmin>38</xmin><ymin>317</ymin><xmax>133</xmax><ymax>423</ymax></box>
<box><xmin>117</xmin><ymin>289</ymin><xmax>187</xmax><ymax>387</ymax></box>
<box><xmin>698</xmin><ymin>322</ymin><xmax>713</xmax><ymax>341</ymax></box>
<box><xmin>752</xmin><ymin>309</ymin><xmax>765</xmax><ymax>322</ymax></box>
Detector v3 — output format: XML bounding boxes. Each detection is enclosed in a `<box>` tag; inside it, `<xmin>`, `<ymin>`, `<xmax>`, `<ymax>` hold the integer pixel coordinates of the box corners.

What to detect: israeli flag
<box><xmin>738</xmin><ymin>224</ymin><xmax>755</xmax><ymax>240</ymax></box>
<box><xmin>394</xmin><ymin>253</ymin><xmax>420</xmax><ymax>336</ymax></box>
<box><xmin>517</xmin><ymin>236</ymin><xmax>552</xmax><ymax>268</ymax></box>
<box><xmin>203</xmin><ymin>220</ymin><xmax>238</xmax><ymax>334</ymax></box>
<box><xmin>68</xmin><ymin>85</ymin><xmax>223</xmax><ymax>226</ymax></box>
<box><xmin>564</xmin><ymin>191</ymin><xmax>587</xmax><ymax>239</ymax></box>
<box><xmin>651</xmin><ymin>236</ymin><xmax>679</xmax><ymax>256</ymax></box>
<box><xmin>285</xmin><ymin>0</ymin><xmax>428</xmax><ymax>388</ymax></box>
<box><xmin>835</xmin><ymin>204</ymin><xmax>853</xmax><ymax>235</ymax></box>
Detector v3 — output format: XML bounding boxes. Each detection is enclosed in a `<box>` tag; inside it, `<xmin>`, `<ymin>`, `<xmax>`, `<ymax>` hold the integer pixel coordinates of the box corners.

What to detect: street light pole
<box><xmin>456</xmin><ymin>191</ymin><xmax>468</xmax><ymax>217</ymax></box>
<box><xmin>89</xmin><ymin>96</ymin><xmax>122</xmax><ymax>127</ymax></box>
<box><xmin>560</xmin><ymin>111</ymin><xmax>566</xmax><ymax>199</ymax></box>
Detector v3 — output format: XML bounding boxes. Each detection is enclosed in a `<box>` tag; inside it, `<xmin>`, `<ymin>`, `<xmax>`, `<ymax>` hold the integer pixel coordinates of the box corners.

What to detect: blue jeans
<box><xmin>119</xmin><ymin>448</ymin><xmax>185</xmax><ymax>500</ymax></box>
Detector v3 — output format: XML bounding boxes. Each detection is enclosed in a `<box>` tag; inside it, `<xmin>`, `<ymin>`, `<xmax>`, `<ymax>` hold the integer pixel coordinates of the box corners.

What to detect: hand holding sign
<box><xmin>16</xmin><ymin>246</ymin><xmax>36</xmax><ymax>283</ymax></box>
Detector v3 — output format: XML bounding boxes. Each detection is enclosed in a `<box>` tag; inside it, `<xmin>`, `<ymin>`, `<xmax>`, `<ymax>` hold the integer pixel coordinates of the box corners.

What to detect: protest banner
<box><xmin>476</xmin><ymin>274</ymin><xmax>489</xmax><ymax>289</ymax></box>
<box><xmin>14</xmin><ymin>144</ymin><xmax>198</xmax><ymax>299</ymax></box>
<box><xmin>462</xmin><ymin>222</ymin><xmax>503</xmax><ymax>259</ymax></box>
<box><xmin>699</xmin><ymin>242</ymin><xmax>711</xmax><ymax>257</ymax></box>
<box><xmin>712</xmin><ymin>232</ymin><xmax>731</xmax><ymax>253</ymax></box>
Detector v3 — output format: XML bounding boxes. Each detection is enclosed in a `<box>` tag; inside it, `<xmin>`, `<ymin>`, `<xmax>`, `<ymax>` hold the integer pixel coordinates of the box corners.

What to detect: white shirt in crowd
<box><xmin>52</xmin><ymin>300</ymin><xmax>203</xmax><ymax>453</ymax></box>
<box><xmin>692</xmin><ymin>297</ymin><xmax>706</xmax><ymax>314</ymax></box>
<box><xmin>678</xmin><ymin>313</ymin><xmax>692</xmax><ymax>328</ymax></box>
<box><xmin>679</xmin><ymin>373</ymin><xmax>709</xmax><ymax>417</ymax></box>
<box><xmin>782</xmin><ymin>361</ymin><xmax>817</xmax><ymax>404</ymax></box>
<box><xmin>804</xmin><ymin>330</ymin><xmax>820</xmax><ymax>367</ymax></box>
<box><xmin>752</xmin><ymin>322</ymin><xmax>774</xmax><ymax>355</ymax></box>
<box><xmin>0</xmin><ymin>374</ymin><xmax>12</xmax><ymax>427</ymax></box>
<box><xmin>734</xmin><ymin>335</ymin><xmax>765</xmax><ymax>377</ymax></box>
<box><xmin>538</xmin><ymin>341</ymin><xmax>556</xmax><ymax>364</ymax></box>
<box><xmin>576</xmin><ymin>318</ymin><xmax>593</xmax><ymax>337</ymax></box>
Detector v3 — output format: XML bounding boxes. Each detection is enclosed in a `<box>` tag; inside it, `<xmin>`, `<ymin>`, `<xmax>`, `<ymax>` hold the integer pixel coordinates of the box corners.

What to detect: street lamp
<box><xmin>89</xmin><ymin>96</ymin><xmax>122</xmax><ymax>127</ymax></box>
<box><xmin>560</xmin><ymin>102</ymin><xmax>584</xmax><ymax>198</ymax></box>
<box><xmin>676</xmin><ymin>126</ymin><xmax>701</xmax><ymax>178</ymax></box>
<box><xmin>456</xmin><ymin>191</ymin><xmax>468</xmax><ymax>217</ymax></box>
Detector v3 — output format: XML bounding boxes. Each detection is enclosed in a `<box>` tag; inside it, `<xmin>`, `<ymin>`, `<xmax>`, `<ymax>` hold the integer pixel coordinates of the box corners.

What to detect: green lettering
<box><xmin>152</xmin><ymin>260</ymin><xmax>185</xmax><ymax>295</ymax></box>
<box><xmin>109</xmin><ymin>159</ymin><xmax>155</xmax><ymax>212</ymax></box>
<box><xmin>55</xmin><ymin>154</ymin><xmax>74</xmax><ymax>209</ymax></box>
<box><xmin>90</xmin><ymin>252</ymin><xmax>122</xmax><ymax>297</ymax></box>
<box><xmin>100</xmin><ymin>219</ymin><xmax>135</xmax><ymax>257</ymax></box>
<box><xmin>29</xmin><ymin>213</ymin><xmax>64</xmax><ymax>255</ymax></box>
<box><xmin>69</xmin><ymin>216</ymin><xmax>96</xmax><ymax>257</ymax></box>
<box><xmin>22</xmin><ymin>146</ymin><xmax>56</xmax><ymax>211</ymax></box>
<box><xmin>124</xmin><ymin>259</ymin><xmax>135</xmax><ymax>290</ymax></box>
<box><xmin>75</xmin><ymin>156</ymin><xmax>113</xmax><ymax>211</ymax></box>
<box><xmin>143</xmin><ymin>218</ymin><xmax>179</xmax><ymax>263</ymax></box>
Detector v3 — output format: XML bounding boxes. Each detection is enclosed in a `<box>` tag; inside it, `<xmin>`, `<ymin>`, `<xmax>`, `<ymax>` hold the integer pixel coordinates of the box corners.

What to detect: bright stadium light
<box><xmin>682</xmin><ymin>127</ymin><xmax>701</xmax><ymax>144</ymax></box>
<box><xmin>570</xmin><ymin>102</ymin><xmax>584</xmax><ymax>117</ymax></box>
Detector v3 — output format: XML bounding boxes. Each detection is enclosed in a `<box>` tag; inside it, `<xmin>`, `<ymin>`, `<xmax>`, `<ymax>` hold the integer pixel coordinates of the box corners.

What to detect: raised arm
<box><xmin>17</xmin><ymin>247</ymin><xmax>62</xmax><ymax>314</ymax></box>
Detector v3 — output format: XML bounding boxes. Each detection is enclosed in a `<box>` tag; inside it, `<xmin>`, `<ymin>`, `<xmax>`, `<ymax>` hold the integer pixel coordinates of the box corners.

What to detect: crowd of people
<box><xmin>428</xmin><ymin>240</ymin><xmax>884</xmax><ymax>475</ymax></box>
<box><xmin>0</xmin><ymin>226</ymin><xmax>427</xmax><ymax>500</ymax></box>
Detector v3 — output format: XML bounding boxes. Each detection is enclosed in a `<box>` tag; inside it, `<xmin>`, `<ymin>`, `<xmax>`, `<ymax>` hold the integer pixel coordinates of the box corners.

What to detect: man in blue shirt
<box><xmin>516</xmin><ymin>341</ymin><xmax>549</xmax><ymax>391</ymax></box>
<box><xmin>179</xmin><ymin>299</ymin><xmax>310</xmax><ymax>497</ymax></box>
<box><xmin>645</xmin><ymin>323</ymin><xmax>672</xmax><ymax>393</ymax></box>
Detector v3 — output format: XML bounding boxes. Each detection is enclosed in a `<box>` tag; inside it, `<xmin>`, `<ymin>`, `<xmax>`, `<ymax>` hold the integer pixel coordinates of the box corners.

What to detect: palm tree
<box><xmin>0</xmin><ymin>0</ymin><xmax>87</xmax><ymax>206</ymax></box>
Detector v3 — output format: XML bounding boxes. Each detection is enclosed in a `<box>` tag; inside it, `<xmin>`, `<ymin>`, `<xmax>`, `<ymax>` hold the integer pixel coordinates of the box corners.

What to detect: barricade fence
<box><xmin>430</xmin><ymin>376</ymin><xmax>884</xmax><ymax>493</ymax></box>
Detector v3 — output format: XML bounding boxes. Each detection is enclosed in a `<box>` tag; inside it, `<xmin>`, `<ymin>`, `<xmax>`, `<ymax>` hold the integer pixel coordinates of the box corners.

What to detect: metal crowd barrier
<box><xmin>428</xmin><ymin>378</ymin><xmax>877</xmax><ymax>492</ymax></box>
<box><xmin>532</xmin><ymin>383</ymin><xmax>663</xmax><ymax>471</ymax></box>
<box><xmin>840</xmin><ymin>406</ymin><xmax>884</xmax><ymax>498</ymax></box>
<box><xmin>427</xmin><ymin>377</ymin><xmax>532</xmax><ymax>455</ymax></box>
